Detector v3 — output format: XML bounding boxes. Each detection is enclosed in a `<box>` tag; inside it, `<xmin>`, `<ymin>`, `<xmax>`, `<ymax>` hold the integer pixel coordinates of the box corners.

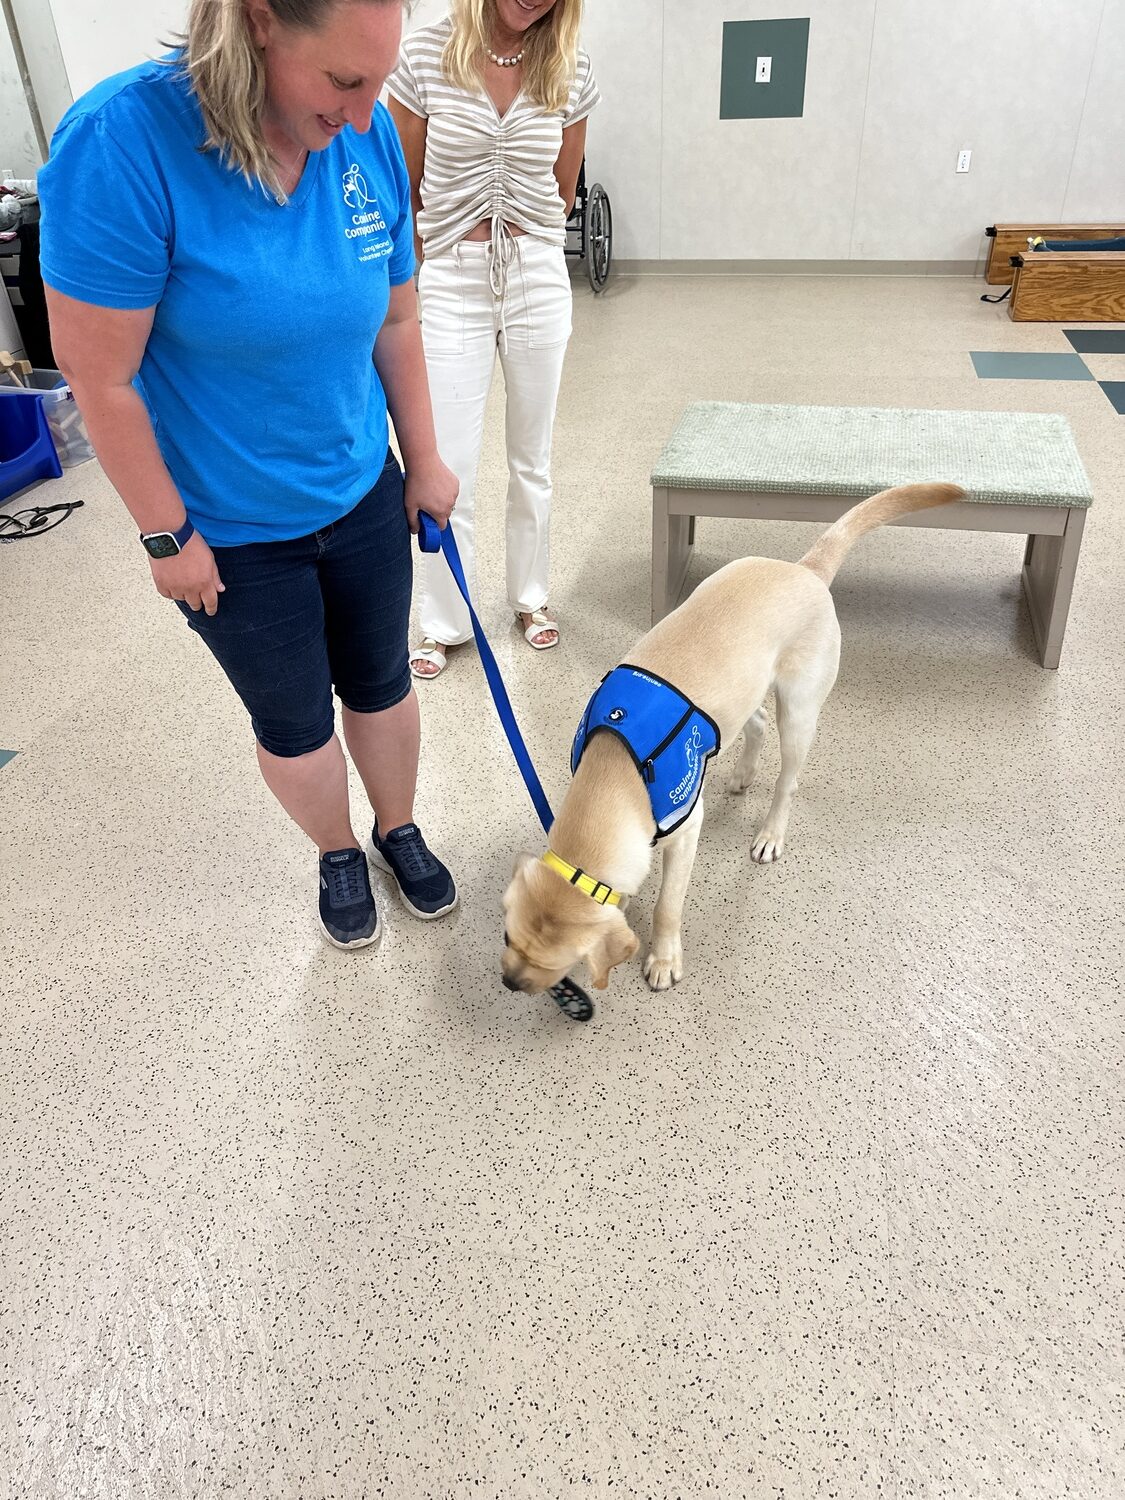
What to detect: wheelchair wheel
<box><xmin>585</xmin><ymin>182</ymin><xmax>612</xmax><ymax>293</ymax></box>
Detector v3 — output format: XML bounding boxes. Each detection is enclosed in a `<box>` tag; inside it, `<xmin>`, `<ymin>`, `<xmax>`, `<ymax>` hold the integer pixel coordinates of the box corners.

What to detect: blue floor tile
<box><xmin>970</xmin><ymin>351</ymin><xmax>1094</xmax><ymax>381</ymax></box>
<box><xmin>0</xmin><ymin>749</ymin><xmax>17</xmax><ymax>770</ymax></box>
<box><xmin>1065</xmin><ymin>330</ymin><xmax>1125</xmax><ymax>355</ymax></box>
<box><xmin>1099</xmin><ymin>381</ymin><xmax>1125</xmax><ymax>414</ymax></box>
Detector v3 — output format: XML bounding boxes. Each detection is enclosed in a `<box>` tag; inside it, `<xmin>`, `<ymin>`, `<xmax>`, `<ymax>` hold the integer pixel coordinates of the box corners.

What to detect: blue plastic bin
<box><xmin>0</xmin><ymin>368</ymin><xmax>97</xmax><ymax>467</ymax></box>
<box><xmin>0</xmin><ymin>388</ymin><xmax>63</xmax><ymax>502</ymax></box>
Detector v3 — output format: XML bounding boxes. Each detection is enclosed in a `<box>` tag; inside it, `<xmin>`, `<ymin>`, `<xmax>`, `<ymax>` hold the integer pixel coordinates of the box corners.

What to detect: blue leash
<box><xmin>418</xmin><ymin>513</ymin><xmax>555</xmax><ymax>835</ymax></box>
<box><xmin>418</xmin><ymin>516</ymin><xmax>596</xmax><ymax>1023</ymax></box>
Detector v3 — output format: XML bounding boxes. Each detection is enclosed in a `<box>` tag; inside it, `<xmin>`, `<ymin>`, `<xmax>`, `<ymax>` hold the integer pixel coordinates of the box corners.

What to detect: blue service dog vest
<box><xmin>571</xmin><ymin>665</ymin><xmax>721</xmax><ymax>839</ymax></box>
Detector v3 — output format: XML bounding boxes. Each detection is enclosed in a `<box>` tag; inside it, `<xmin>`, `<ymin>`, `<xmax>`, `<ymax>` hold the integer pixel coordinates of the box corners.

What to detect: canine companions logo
<box><xmin>669</xmin><ymin>725</ymin><xmax>704</xmax><ymax>806</ymax></box>
<box><xmin>571</xmin><ymin>664</ymin><xmax>720</xmax><ymax>839</ymax></box>
<box><xmin>342</xmin><ymin>163</ymin><xmax>370</xmax><ymax>210</ymax></box>
<box><xmin>341</xmin><ymin>163</ymin><xmax>391</xmax><ymax>262</ymax></box>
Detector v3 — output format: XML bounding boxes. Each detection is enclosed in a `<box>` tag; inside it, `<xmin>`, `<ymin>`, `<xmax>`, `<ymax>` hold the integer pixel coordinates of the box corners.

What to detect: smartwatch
<box><xmin>140</xmin><ymin>517</ymin><xmax>195</xmax><ymax>559</ymax></box>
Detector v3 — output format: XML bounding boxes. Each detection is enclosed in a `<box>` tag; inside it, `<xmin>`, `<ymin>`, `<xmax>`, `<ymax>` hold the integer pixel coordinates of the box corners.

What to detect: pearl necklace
<box><xmin>486</xmin><ymin>47</ymin><xmax>524</xmax><ymax>67</ymax></box>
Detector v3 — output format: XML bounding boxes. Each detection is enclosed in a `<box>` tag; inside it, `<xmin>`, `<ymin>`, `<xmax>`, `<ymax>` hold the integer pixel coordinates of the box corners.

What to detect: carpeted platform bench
<box><xmin>650</xmin><ymin>402</ymin><xmax>1093</xmax><ymax>669</ymax></box>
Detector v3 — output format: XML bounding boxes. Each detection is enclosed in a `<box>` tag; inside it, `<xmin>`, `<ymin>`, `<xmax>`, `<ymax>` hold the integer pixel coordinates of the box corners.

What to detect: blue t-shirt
<box><xmin>38</xmin><ymin>58</ymin><xmax>415</xmax><ymax>546</ymax></box>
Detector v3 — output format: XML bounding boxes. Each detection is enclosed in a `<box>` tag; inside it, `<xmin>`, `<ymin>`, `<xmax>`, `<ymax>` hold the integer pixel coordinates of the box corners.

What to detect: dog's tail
<box><xmin>798</xmin><ymin>483</ymin><xmax>967</xmax><ymax>587</ymax></box>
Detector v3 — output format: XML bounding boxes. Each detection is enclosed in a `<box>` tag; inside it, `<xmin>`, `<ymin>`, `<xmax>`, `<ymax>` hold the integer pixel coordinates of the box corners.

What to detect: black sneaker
<box><xmin>318</xmin><ymin>847</ymin><xmax>381</xmax><ymax>949</ymax></box>
<box><xmin>367</xmin><ymin>820</ymin><xmax>458</xmax><ymax>920</ymax></box>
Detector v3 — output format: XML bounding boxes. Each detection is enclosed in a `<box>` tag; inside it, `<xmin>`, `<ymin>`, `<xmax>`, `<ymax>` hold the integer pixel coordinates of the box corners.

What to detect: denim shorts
<box><xmin>178</xmin><ymin>452</ymin><xmax>412</xmax><ymax>757</ymax></box>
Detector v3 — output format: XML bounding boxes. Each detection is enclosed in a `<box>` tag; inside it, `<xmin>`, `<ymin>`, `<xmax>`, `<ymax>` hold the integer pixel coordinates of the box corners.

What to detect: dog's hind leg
<box><xmin>751</xmin><ymin>656</ymin><xmax>836</xmax><ymax>865</ymax></box>
<box><xmin>727</xmin><ymin>706</ymin><xmax>769</xmax><ymax>795</ymax></box>
<box><xmin>643</xmin><ymin>798</ymin><xmax>705</xmax><ymax>991</ymax></box>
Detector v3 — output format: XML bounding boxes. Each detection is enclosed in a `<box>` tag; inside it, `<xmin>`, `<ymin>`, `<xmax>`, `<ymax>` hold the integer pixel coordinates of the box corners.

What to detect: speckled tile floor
<box><xmin>1</xmin><ymin>275</ymin><xmax>1123</xmax><ymax>1498</ymax></box>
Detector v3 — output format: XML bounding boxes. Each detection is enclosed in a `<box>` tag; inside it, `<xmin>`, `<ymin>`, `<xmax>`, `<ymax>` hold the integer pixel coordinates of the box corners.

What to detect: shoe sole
<box><xmin>366</xmin><ymin>838</ymin><xmax>459</xmax><ymax>921</ymax></box>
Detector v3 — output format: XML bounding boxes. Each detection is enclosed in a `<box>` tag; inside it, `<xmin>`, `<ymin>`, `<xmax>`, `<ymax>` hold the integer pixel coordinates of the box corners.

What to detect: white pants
<box><xmin>416</xmin><ymin>236</ymin><xmax>573</xmax><ymax>645</ymax></box>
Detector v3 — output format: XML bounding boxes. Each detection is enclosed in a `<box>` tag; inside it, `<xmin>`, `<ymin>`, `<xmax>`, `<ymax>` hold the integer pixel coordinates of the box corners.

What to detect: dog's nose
<box><xmin>502</xmin><ymin>974</ymin><xmax>521</xmax><ymax>992</ymax></box>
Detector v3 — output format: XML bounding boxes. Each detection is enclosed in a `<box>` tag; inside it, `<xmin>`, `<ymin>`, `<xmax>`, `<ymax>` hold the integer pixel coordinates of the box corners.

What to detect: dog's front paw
<box><xmin>751</xmin><ymin>827</ymin><xmax>786</xmax><ymax>864</ymax></box>
<box><xmin>643</xmin><ymin>942</ymin><xmax>683</xmax><ymax>991</ymax></box>
<box><xmin>727</xmin><ymin>769</ymin><xmax>752</xmax><ymax>796</ymax></box>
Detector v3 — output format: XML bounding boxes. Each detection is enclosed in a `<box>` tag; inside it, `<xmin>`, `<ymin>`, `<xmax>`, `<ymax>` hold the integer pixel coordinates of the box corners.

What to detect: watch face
<box><xmin>143</xmin><ymin>532</ymin><xmax>180</xmax><ymax>559</ymax></box>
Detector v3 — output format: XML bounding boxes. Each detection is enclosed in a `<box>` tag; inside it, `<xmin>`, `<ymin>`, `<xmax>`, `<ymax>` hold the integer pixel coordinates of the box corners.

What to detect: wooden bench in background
<box><xmin>985</xmin><ymin>223</ymin><xmax>1125</xmax><ymax>286</ymax></box>
<box><xmin>1008</xmin><ymin>251</ymin><xmax>1125</xmax><ymax>323</ymax></box>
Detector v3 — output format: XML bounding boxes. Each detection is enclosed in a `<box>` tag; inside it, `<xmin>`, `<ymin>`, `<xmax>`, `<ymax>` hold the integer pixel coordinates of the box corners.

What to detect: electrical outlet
<box><xmin>755</xmin><ymin>56</ymin><xmax>772</xmax><ymax>84</ymax></box>
<box><xmin>957</xmin><ymin>149</ymin><xmax>972</xmax><ymax>173</ymax></box>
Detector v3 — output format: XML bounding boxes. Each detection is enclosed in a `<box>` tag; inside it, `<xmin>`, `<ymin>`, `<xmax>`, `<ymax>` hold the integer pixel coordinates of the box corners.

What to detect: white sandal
<box><xmin>519</xmin><ymin>609</ymin><xmax>559</xmax><ymax>651</ymax></box>
<box><xmin>409</xmin><ymin>638</ymin><xmax>448</xmax><ymax>679</ymax></box>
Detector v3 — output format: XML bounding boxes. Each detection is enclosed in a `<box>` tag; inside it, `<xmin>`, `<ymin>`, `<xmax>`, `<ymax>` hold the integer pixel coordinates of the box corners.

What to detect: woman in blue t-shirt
<box><xmin>40</xmin><ymin>0</ymin><xmax>461</xmax><ymax>949</ymax></box>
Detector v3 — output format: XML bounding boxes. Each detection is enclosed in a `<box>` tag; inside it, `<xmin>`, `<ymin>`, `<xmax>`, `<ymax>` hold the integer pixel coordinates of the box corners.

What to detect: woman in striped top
<box><xmin>387</xmin><ymin>0</ymin><xmax>599</xmax><ymax>677</ymax></box>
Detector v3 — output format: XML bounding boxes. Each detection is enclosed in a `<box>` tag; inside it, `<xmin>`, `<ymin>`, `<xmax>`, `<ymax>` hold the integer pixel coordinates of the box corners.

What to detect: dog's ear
<box><xmin>585</xmin><ymin>917</ymin><xmax>639</xmax><ymax>990</ymax></box>
<box><xmin>510</xmin><ymin>851</ymin><xmax>538</xmax><ymax>879</ymax></box>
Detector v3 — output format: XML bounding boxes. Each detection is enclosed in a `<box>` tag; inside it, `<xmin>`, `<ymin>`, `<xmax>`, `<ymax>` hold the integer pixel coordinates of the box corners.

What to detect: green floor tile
<box><xmin>1065</xmin><ymin>330</ymin><xmax>1125</xmax><ymax>355</ymax></box>
<box><xmin>970</xmin><ymin>352</ymin><xmax>1094</xmax><ymax>381</ymax></box>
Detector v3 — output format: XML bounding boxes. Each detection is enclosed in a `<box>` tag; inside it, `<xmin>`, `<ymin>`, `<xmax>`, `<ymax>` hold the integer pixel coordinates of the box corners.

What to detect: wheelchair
<box><xmin>565</xmin><ymin>161</ymin><xmax>613</xmax><ymax>293</ymax></box>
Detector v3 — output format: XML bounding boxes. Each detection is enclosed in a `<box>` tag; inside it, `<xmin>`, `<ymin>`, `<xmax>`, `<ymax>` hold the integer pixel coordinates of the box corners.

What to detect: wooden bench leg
<box><xmin>651</xmin><ymin>486</ymin><xmax>694</xmax><ymax>624</ymax></box>
<box><xmin>1021</xmin><ymin>508</ymin><xmax>1086</xmax><ymax>669</ymax></box>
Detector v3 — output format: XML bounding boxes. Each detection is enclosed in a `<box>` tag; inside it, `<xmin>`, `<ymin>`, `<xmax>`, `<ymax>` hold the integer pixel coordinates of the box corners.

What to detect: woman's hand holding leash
<box><xmin>404</xmin><ymin>455</ymin><xmax>458</xmax><ymax>534</ymax></box>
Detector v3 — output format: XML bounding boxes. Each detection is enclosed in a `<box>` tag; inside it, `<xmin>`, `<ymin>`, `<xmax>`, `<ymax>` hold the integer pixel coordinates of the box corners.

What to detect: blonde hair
<box><xmin>176</xmin><ymin>0</ymin><xmax>399</xmax><ymax>199</ymax></box>
<box><xmin>444</xmin><ymin>0</ymin><xmax>583</xmax><ymax>114</ymax></box>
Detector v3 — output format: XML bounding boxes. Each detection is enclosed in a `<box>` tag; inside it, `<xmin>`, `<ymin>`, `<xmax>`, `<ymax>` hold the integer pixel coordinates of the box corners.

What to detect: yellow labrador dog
<box><xmin>502</xmin><ymin>482</ymin><xmax>964</xmax><ymax>996</ymax></box>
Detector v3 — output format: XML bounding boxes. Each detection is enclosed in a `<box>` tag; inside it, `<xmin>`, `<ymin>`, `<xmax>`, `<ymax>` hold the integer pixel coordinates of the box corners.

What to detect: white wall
<box><xmin>46</xmin><ymin>0</ymin><xmax>186</xmax><ymax>101</ymax></box>
<box><xmin>0</xmin><ymin>11</ymin><xmax>42</xmax><ymax>176</ymax></box>
<box><xmin>596</xmin><ymin>0</ymin><xmax>1124</xmax><ymax>263</ymax></box>
<box><xmin>1062</xmin><ymin>0</ymin><xmax>1125</xmax><ymax>220</ymax></box>
<box><xmin>9</xmin><ymin>0</ymin><xmax>72</xmax><ymax>143</ymax></box>
<box><xmin>408</xmin><ymin>0</ymin><xmax>1125</xmax><ymax>264</ymax></box>
<box><xmin>23</xmin><ymin>0</ymin><xmax>1125</xmax><ymax>263</ymax></box>
<box><xmin>846</xmin><ymin>0</ymin><xmax>1114</xmax><ymax>261</ymax></box>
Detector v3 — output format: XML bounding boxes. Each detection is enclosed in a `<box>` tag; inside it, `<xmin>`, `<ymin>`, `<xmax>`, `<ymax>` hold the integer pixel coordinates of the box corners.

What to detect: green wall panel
<box><xmin>720</xmin><ymin>18</ymin><xmax>810</xmax><ymax>120</ymax></box>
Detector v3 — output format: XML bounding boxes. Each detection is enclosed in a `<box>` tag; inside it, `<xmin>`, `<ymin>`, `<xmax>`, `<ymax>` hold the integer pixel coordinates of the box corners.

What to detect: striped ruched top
<box><xmin>386</xmin><ymin>17</ymin><xmax>600</xmax><ymax>259</ymax></box>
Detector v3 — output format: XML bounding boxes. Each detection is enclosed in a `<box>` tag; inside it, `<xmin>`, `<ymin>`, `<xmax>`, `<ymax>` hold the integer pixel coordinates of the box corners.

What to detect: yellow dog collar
<box><xmin>541</xmin><ymin>850</ymin><xmax>624</xmax><ymax>907</ymax></box>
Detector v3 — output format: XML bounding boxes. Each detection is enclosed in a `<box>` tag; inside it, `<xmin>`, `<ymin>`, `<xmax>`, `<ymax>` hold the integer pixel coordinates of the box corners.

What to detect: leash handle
<box><xmin>418</xmin><ymin>512</ymin><xmax>555</xmax><ymax>835</ymax></box>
